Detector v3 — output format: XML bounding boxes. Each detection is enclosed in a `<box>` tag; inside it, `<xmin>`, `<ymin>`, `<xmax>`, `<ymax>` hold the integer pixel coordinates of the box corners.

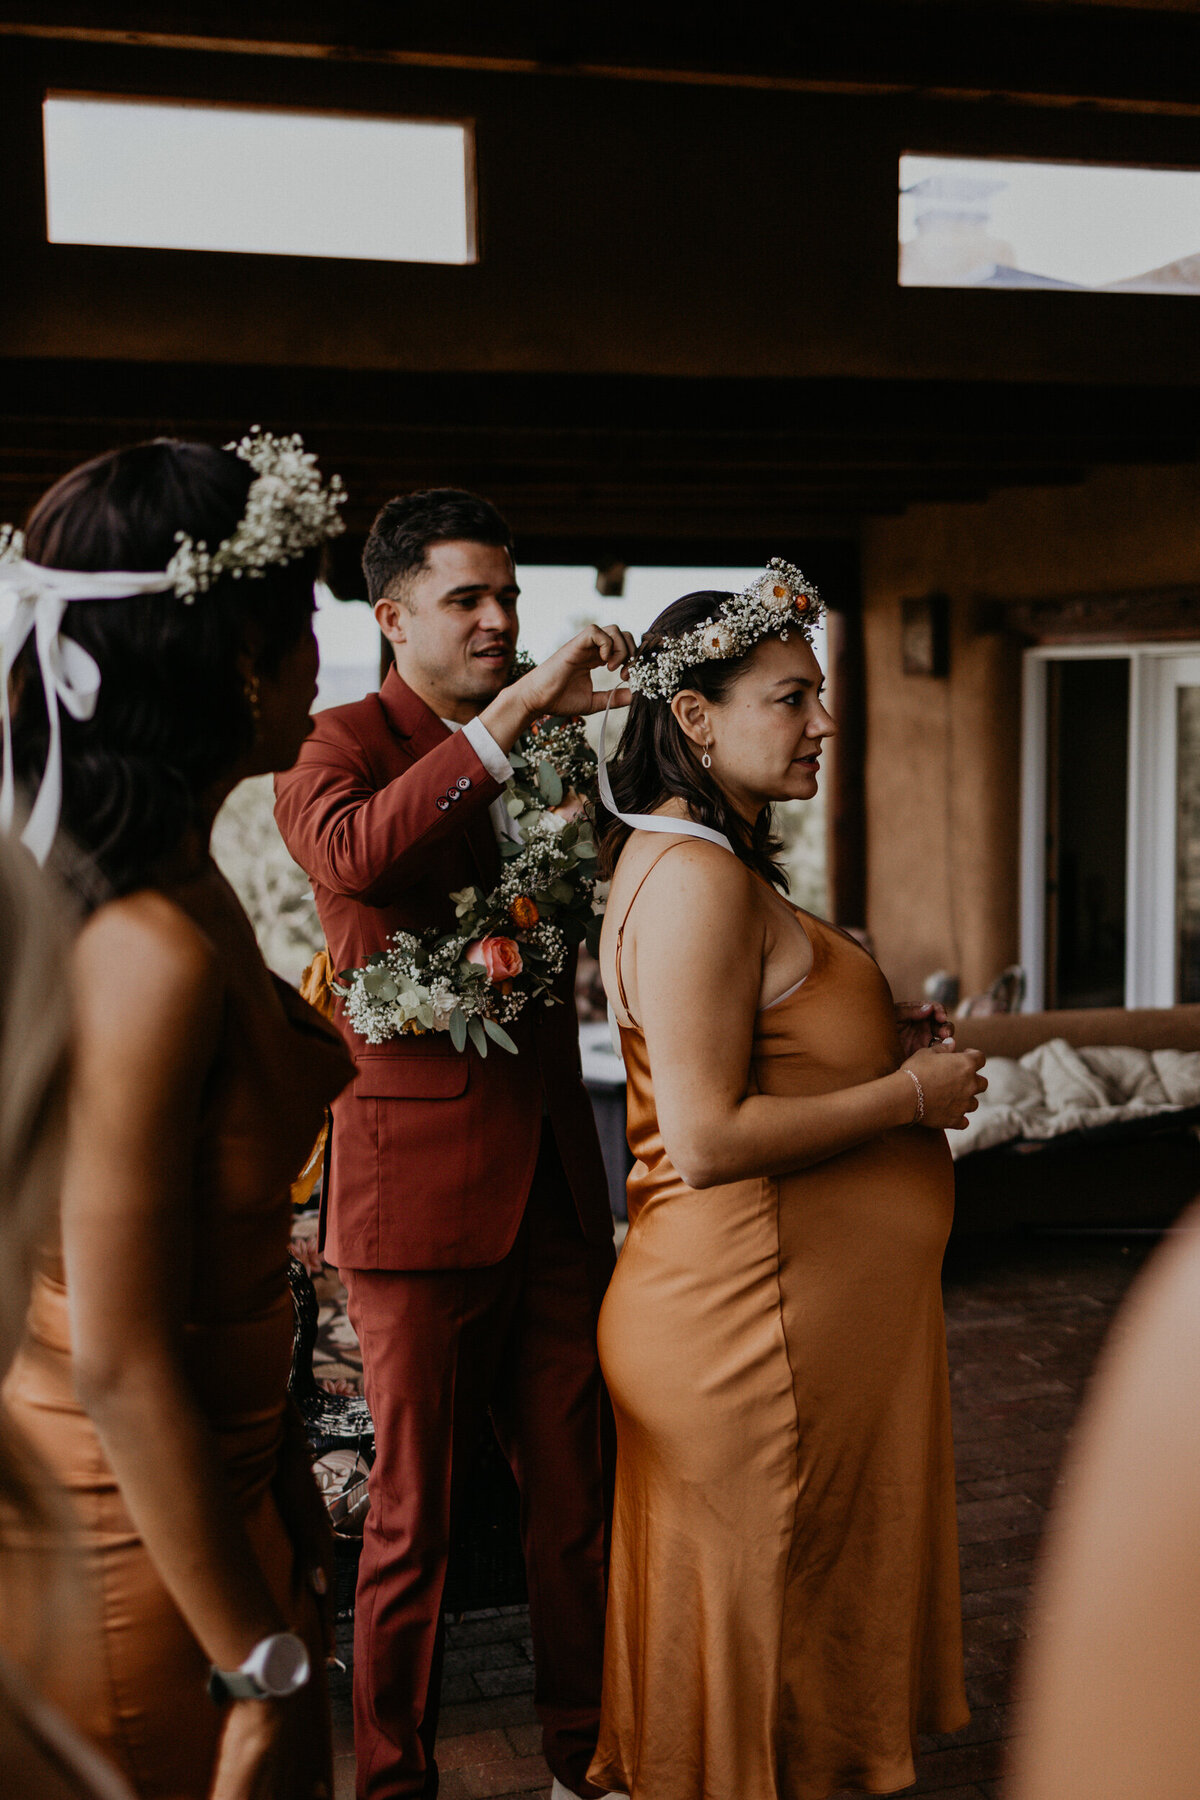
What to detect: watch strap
<box><xmin>207</xmin><ymin>1665</ymin><xmax>267</xmax><ymax>1703</ymax></box>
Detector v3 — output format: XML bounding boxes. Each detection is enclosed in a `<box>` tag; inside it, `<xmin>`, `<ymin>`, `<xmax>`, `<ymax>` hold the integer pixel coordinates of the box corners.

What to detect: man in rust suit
<box><xmin>274</xmin><ymin>489</ymin><xmax>633</xmax><ymax>1800</ymax></box>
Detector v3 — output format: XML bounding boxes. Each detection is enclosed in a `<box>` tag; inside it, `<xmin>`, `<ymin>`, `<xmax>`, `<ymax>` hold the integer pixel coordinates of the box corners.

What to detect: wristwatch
<box><xmin>207</xmin><ymin>1631</ymin><xmax>311</xmax><ymax>1703</ymax></box>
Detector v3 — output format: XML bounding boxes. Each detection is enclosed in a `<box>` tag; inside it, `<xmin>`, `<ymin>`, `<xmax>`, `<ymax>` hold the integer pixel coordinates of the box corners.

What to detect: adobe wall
<box><xmin>862</xmin><ymin>462</ymin><xmax>1200</xmax><ymax>1001</ymax></box>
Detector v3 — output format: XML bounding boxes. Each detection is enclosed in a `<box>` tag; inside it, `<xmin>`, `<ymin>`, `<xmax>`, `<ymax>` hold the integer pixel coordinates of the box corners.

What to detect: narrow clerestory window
<box><xmin>43</xmin><ymin>92</ymin><xmax>476</xmax><ymax>265</ymax></box>
<box><xmin>899</xmin><ymin>153</ymin><xmax>1200</xmax><ymax>293</ymax></box>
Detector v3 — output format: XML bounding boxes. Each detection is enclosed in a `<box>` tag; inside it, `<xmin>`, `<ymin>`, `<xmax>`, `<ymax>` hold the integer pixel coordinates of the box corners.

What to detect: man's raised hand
<box><xmin>517</xmin><ymin>622</ymin><xmax>637</xmax><ymax>719</ymax></box>
<box><xmin>481</xmin><ymin>622</ymin><xmax>637</xmax><ymax>753</ymax></box>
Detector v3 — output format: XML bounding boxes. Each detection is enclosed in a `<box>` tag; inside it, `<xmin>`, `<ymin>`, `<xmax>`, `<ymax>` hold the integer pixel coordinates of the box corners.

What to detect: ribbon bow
<box><xmin>0</xmin><ymin>558</ymin><xmax>175</xmax><ymax>864</ymax></box>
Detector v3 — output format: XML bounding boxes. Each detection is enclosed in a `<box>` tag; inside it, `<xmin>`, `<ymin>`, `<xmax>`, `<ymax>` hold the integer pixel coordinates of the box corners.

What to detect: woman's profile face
<box><xmin>704</xmin><ymin>633</ymin><xmax>835</xmax><ymax>812</ymax></box>
<box><xmin>250</xmin><ymin>606</ymin><xmax>320</xmax><ymax>775</ymax></box>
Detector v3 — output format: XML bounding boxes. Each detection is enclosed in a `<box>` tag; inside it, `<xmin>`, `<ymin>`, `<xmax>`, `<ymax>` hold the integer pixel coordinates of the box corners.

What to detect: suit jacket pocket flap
<box><xmin>354</xmin><ymin>1056</ymin><xmax>469</xmax><ymax>1099</ymax></box>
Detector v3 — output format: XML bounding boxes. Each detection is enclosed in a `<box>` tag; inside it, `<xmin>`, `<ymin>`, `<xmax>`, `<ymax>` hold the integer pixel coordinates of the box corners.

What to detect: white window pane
<box><xmin>899</xmin><ymin>153</ymin><xmax>1200</xmax><ymax>292</ymax></box>
<box><xmin>44</xmin><ymin>93</ymin><xmax>474</xmax><ymax>264</ymax></box>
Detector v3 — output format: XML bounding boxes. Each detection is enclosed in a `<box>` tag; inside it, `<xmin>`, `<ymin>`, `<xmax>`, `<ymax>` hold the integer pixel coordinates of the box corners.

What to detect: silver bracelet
<box><xmin>903</xmin><ymin>1066</ymin><xmax>925</xmax><ymax>1124</ymax></box>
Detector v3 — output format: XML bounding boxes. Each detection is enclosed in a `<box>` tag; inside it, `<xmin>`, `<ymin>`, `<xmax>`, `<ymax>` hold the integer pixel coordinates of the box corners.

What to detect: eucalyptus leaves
<box><xmin>333</xmin><ymin>705</ymin><xmax>602</xmax><ymax>1056</ymax></box>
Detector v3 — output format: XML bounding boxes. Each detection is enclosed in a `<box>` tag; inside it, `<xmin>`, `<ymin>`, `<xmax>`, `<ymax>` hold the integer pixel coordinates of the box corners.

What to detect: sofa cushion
<box><xmin>951</xmin><ymin>1038</ymin><xmax>1200</xmax><ymax>1159</ymax></box>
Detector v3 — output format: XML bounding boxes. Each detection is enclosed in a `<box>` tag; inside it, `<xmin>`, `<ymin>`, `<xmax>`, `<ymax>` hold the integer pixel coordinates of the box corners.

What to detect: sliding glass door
<box><xmin>1022</xmin><ymin>644</ymin><xmax>1200</xmax><ymax>1009</ymax></box>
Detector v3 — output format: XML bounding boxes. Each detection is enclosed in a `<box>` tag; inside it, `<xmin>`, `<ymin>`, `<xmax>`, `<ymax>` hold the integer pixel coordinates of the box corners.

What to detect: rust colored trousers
<box><xmin>343</xmin><ymin>1133</ymin><xmax>615</xmax><ymax>1799</ymax></box>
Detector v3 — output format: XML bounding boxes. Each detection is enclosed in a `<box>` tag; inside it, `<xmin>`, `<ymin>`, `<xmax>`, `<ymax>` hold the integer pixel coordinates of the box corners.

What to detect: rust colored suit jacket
<box><xmin>274</xmin><ymin>669</ymin><xmax>612</xmax><ymax>1272</ymax></box>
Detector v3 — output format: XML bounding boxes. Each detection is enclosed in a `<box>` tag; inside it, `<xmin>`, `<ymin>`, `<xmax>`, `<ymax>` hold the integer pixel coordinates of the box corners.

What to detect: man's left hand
<box><xmin>480</xmin><ymin>622</ymin><xmax>638</xmax><ymax>753</ymax></box>
<box><xmin>514</xmin><ymin>622</ymin><xmax>638</xmax><ymax>721</ymax></box>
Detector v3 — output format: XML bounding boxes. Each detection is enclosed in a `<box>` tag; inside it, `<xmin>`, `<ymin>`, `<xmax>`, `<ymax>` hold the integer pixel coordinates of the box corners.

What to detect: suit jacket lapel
<box><xmin>378</xmin><ymin>669</ymin><xmax>503</xmax><ymax>892</ymax></box>
<box><xmin>378</xmin><ymin>667</ymin><xmax>450</xmax><ymax>761</ymax></box>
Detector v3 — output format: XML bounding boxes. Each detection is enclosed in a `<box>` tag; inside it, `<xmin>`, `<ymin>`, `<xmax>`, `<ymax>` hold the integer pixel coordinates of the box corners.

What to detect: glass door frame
<box><xmin>1020</xmin><ymin>641</ymin><xmax>1200</xmax><ymax>1011</ymax></box>
<box><xmin>1131</xmin><ymin>650</ymin><xmax>1200</xmax><ymax>1007</ymax></box>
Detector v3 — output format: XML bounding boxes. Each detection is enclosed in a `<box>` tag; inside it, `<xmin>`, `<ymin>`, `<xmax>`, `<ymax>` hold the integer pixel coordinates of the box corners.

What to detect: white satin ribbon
<box><xmin>597</xmin><ymin>688</ymin><xmax>733</xmax><ymax>853</ymax></box>
<box><xmin>0</xmin><ymin>559</ymin><xmax>175</xmax><ymax>864</ymax></box>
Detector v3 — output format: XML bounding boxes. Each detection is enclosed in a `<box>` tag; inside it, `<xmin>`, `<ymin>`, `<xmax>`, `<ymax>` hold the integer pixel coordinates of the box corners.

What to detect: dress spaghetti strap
<box><xmin>613</xmin><ymin>839</ymin><xmax>707</xmax><ymax>1027</ymax></box>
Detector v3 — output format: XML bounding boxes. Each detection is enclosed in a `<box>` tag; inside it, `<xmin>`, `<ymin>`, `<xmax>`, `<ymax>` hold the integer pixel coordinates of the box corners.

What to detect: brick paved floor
<box><xmin>331</xmin><ymin>1228</ymin><xmax>1160</xmax><ymax>1799</ymax></box>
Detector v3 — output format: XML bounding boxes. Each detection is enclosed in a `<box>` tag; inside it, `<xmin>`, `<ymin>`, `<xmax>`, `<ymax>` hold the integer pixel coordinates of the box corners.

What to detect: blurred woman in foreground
<box><xmin>0</xmin><ymin>833</ymin><xmax>133</xmax><ymax>1799</ymax></box>
<box><xmin>1011</xmin><ymin>1209</ymin><xmax>1200</xmax><ymax>1800</ymax></box>
<box><xmin>0</xmin><ymin>433</ymin><xmax>354</xmax><ymax>1799</ymax></box>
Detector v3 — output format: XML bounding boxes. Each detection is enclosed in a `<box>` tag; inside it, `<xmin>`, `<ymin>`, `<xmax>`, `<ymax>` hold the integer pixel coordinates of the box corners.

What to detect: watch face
<box><xmin>258</xmin><ymin>1633</ymin><xmax>310</xmax><ymax>1696</ymax></box>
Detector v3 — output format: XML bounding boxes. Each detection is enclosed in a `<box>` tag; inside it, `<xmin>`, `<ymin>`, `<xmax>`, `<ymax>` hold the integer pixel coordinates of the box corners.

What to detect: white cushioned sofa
<box><xmin>950</xmin><ymin>1006</ymin><xmax>1200</xmax><ymax>1234</ymax></box>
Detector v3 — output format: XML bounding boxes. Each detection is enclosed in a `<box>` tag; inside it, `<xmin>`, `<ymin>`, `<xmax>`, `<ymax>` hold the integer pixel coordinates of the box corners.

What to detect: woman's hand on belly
<box><xmin>895</xmin><ymin>1000</ymin><xmax>952</xmax><ymax>1058</ymax></box>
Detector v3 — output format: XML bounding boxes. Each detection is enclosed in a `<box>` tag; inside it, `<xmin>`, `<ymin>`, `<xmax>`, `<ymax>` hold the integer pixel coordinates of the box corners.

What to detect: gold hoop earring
<box><xmin>244</xmin><ymin>671</ymin><xmax>261</xmax><ymax>723</ymax></box>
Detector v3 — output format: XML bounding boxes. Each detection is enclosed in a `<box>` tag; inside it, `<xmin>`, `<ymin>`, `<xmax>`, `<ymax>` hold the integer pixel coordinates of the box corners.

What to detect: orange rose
<box><xmin>509</xmin><ymin>896</ymin><xmax>539</xmax><ymax>930</ymax></box>
<box><xmin>465</xmin><ymin>935</ymin><xmax>524</xmax><ymax>982</ymax></box>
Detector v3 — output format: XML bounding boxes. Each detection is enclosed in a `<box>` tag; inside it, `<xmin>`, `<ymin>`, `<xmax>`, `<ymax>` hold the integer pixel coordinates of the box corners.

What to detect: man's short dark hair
<box><xmin>362</xmin><ymin>488</ymin><xmax>515</xmax><ymax>606</ymax></box>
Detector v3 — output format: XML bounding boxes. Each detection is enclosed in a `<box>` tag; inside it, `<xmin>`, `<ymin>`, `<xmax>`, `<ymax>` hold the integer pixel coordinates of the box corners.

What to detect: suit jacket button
<box><xmin>457</xmin><ymin>777</ymin><xmax>471</xmax><ymax>790</ymax></box>
<box><xmin>448</xmin><ymin>788</ymin><xmax>461</xmax><ymax>802</ymax></box>
<box><xmin>437</xmin><ymin>797</ymin><xmax>451</xmax><ymax>811</ymax></box>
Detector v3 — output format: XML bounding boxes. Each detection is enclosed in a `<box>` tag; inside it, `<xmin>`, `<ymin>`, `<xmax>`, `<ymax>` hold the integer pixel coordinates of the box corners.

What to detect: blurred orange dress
<box><xmin>590</xmin><ymin>841</ymin><xmax>967</xmax><ymax>1800</ymax></box>
<box><xmin>1</xmin><ymin>936</ymin><xmax>354</xmax><ymax>1800</ymax></box>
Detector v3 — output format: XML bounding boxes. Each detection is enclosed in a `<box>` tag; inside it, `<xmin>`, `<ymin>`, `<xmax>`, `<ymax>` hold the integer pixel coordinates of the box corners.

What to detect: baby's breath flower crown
<box><xmin>626</xmin><ymin>557</ymin><xmax>824</xmax><ymax>702</ymax></box>
<box><xmin>0</xmin><ymin>425</ymin><xmax>346</xmax><ymax>866</ymax></box>
<box><xmin>166</xmin><ymin>426</ymin><xmax>346</xmax><ymax>601</ymax></box>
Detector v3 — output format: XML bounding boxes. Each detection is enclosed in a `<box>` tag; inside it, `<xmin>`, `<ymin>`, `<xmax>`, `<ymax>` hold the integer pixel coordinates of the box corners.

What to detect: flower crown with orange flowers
<box><xmin>626</xmin><ymin>557</ymin><xmax>824</xmax><ymax>702</ymax></box>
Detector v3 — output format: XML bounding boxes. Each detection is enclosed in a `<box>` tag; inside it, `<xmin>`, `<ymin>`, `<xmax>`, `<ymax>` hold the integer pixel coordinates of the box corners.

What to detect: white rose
<box><xmin>429</xmin><ymin>984</ymin><xmax>459</xmax><ymax>1030</ymax></box>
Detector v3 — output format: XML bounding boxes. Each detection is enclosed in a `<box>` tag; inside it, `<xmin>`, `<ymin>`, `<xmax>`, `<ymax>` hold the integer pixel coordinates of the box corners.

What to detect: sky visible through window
<box><xmin>43</xmin><ymin>94</ymin><xmax>474</xmax><ymax>264</ymax></box>
<box><xmin>899</xmin><ymin>154</ymin><xmax>1200</xmax><ymax>292</ymax></box>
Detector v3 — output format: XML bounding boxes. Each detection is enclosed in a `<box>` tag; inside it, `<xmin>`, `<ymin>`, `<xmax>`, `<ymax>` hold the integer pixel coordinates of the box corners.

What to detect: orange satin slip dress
<box><xmin>589</xmin><ymin>834</ymin><xmax>967</xmax><ymax>1800</ymax></box>
<box><xmin>2</xmin><ymin>912</ymin><xmax>355</xmax><ymax>1800</ymax></box>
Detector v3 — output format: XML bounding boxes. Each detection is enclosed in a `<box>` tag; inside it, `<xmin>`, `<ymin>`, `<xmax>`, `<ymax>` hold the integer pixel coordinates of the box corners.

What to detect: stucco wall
<box><xmin>862</xmin><ymin>462</ymin><xmax>1200</xmax><ymax>1001</ymax></box>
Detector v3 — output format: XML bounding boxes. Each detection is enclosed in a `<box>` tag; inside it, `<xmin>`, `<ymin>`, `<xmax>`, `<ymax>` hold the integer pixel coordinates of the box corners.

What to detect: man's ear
<box><xmin>374</xmin><ymin>596</ymin><xmax>407</xmax><ymax>650</ymax></box>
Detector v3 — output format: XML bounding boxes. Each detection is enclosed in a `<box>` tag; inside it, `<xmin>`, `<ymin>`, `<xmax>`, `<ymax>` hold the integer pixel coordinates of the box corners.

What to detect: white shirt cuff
<box><xmin>462</xmin><ymin>714</ymin><xmax>514</xmax><ymax>786</ymax></box>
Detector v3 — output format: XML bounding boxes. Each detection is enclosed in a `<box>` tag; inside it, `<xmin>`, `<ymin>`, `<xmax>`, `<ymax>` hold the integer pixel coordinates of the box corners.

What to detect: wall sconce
<box><xmin>901</xmin><ymin>594</ymin><xmax>950</xmax><ymax>677</ymax></box>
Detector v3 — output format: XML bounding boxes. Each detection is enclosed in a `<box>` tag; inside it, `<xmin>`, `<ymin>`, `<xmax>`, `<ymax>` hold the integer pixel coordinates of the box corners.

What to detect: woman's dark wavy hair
<box><xmin>14</xmin><ymin>438</ymin><xmax>318</xmax><ymax>902</ymax></box>
<box><xmin>598</xmin><ymin>591</ymin><xmax>788</xmax><ymax>891</ymax></box>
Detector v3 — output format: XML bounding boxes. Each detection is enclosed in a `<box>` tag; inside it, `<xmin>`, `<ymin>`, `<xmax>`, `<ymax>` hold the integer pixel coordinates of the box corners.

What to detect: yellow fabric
<box><xmin>289</xmin><ymin>948</ymin><xmax>338</xmax><ymax>1210</ymax></box>
<box><xmin>590</xmin><ymin>899</ymin><xmax>968</xmax><ymax>1800</ymax></box>
<box><xmin>289</xmin><ymin>1122</ymin><xmax>328</xmax><ymax>1212</ymax></box>
<box><xmin>299</xmin><ymin>946</ymin><xmax>339</xmax><ymax>1022</ymax></box>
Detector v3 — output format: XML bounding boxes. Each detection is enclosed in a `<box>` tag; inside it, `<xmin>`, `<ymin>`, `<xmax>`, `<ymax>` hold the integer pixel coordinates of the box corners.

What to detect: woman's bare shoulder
<box><xmin>75</xmin><ymin>891</ymin><xmax>223</xmax><ymax>1030</ymax></box>
<box><xmin>616</xmin><ymin>834</ymin><xmax>757</xmax><ymax>917</ymax></box>
<box><xmin>605</xmin><ymin>837</ymin><xmax>763</xmax><ymax>981</ymax></box>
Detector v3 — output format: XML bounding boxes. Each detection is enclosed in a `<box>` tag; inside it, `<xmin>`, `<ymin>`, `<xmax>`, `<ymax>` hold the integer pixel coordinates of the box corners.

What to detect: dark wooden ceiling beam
<box><xmin>2</xmin><ymin>3</ymin><xmax>1200</xmax><ymax>115</ymax></box>
<box><xmin>0</xmin><ymin>362</ymin><xmax>1190</xmax><ymax>536</ymax></box>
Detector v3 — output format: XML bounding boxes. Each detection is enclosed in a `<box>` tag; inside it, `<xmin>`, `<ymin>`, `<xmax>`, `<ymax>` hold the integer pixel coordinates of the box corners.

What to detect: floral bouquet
<box><xmin>334</xmin><ymin>676</ymin><xmax>603</xmax><ymax>1057</ymax></box>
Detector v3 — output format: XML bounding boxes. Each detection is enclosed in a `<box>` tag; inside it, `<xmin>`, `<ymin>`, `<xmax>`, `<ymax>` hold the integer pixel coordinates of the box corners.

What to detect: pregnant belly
<box><xmin>778</xmin><ymin>1124</ymin><xmax>955</xmax><ymax>1261</ymax></box>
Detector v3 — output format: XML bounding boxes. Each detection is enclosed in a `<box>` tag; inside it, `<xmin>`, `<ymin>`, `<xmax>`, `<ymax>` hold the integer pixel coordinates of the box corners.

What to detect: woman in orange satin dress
<box><xmin>589</xmin><ymin>576</ymin><xmax>987</xmax><ymax>1800</ymax></box>
<box><xmin>0</xmin><ymin>437</ymin><xmax>353</xmax><ymax>1800</ymax></box>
